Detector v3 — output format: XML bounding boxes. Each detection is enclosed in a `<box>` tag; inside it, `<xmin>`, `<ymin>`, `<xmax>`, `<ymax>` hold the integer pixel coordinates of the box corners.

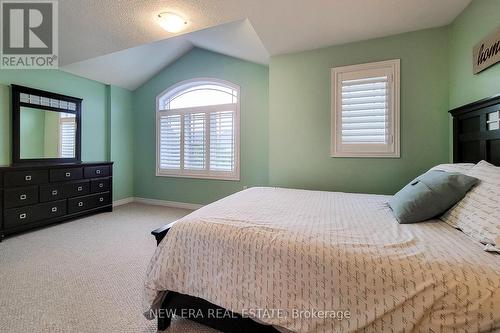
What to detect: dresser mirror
<box><xmin>12</xmin><ymin>85</ymin><xmax>82</xmax><ymax>164</ymax></box>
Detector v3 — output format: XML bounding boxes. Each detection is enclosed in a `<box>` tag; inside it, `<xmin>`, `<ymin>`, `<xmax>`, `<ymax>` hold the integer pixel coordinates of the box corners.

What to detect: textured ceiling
<box><xmin>59</xmin><ymin>0</ymin><xmax>472</xmax><ymax>90</ymax></box>
<box><xmin>61</xmin><ymin>20</ymin><xmax>268</xmax><ymax>90</ymax></box>
<box><xmin>59</xmin><ymin>0</ymin><xmax>471</xmax><ymax>65</ymax></box>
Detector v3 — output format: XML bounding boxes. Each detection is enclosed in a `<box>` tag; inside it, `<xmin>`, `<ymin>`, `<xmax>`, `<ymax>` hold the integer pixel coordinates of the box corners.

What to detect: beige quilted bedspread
<box><xmin>144</xmin><ymin>187</ymin><xmax>500</xmax><ymax>332</ymax></box>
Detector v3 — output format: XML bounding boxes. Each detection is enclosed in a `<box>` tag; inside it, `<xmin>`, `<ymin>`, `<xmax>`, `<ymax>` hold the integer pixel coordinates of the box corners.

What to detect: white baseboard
<box><xmin>113</xmin><ymin>197</ymin><xmax>134</xmax><ymax>207</ymax></box>
<box><xmin>113</xmin><ymin>197</ymin><xmax>203</xmax><ymax>210</ymax></box>
<box><xmin>134</xmin><ymin>197</ymin><xmax>203</xmax><ymax>210</ymax></box>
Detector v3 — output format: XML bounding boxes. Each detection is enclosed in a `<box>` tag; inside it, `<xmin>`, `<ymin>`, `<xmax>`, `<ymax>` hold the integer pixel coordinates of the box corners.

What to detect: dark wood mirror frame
<box><xmin>11</xmin><ymin>84</ymin><xmax>82</xmax><ymax>164</ymax></box>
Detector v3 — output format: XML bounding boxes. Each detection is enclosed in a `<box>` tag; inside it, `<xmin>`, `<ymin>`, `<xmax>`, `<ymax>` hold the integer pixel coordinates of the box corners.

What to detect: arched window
<box><xmin>156</xmin><ymin>78</ymin><xmax>240</xmax><ymax>180</ymax></box>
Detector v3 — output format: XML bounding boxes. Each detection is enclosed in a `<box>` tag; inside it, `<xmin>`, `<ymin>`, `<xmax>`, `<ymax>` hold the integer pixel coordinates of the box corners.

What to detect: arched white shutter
<box><xmin>156</xmin><ymin>79</ymin><xmax>240</xmax><ymax>180</ymax></box>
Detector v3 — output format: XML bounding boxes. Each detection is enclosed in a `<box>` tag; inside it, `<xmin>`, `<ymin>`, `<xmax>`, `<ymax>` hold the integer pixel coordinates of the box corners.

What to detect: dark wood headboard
<box><xmin>450</xmin><ymin>94</ymin><xmax>500</xmax><ymax>166</ymax></box>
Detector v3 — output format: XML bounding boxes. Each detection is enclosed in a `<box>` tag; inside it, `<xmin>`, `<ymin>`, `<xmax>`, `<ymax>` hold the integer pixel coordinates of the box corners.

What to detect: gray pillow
<box><xmin>389</xmin><ymin>170</ymin><xmax>478</xmax><ymax>224</ymax></box>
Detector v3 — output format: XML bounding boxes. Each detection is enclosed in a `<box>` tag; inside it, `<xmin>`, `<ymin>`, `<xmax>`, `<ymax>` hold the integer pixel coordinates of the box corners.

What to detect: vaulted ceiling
<box><xmin>59</xmin><ymin>0</ymin><xmax>471</xmax><ymax>90</ymax></box>
<box><xmin>62</xmin><ymin>19</ymin><xmax>268</xmax><ymax>90</ymax></box>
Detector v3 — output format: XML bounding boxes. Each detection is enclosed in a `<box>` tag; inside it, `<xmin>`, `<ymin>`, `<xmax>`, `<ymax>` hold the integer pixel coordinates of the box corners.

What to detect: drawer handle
<box><xmin>78</xmin><ymin>202</ymin><xmax>84</xmax><ymax>207</ymax></box>
<box><xmin>65</xmin><ymin>172</ymin><xmax>71</xmax><ymax>177</ymax></box>
<box><xmin>77</xmin><ymin>186</ymin><xmax>83</xmax><ymax>191</ymax></box>
<box><xmin>99</xmin><ymin>197</ymin><xmax>104</xmax><ymax>202</ymax></box>
<box><xmin>96</xmin><ymin>170</ymin><xmax>101</xmax><ymax>175</ymax></box>
<box><xmin>52</xmin><ymin>190</ymin><xmax>58</xmax><ymax>196</ymax></box>
<box><xmin>51</xmin><ymin>207</ymin><xmax>58</xmax><ymax>212</ymax></box>
<box><xmin>19</xmin><ymin>213</ymin><xmax>26</xmax><ymax>219</ymax></box>
<box><xmin>99</xmin><ymin>183</ymin><xmax>104</xmax><ymax>188</ymax></box>
<box><xmin>20</xmin><ymin>194</ymin><xmax>27</xmax><ymax>200</ymax></box>
<box><xmin>25</xmin><ymin>175</ymin><xmax>32</xmax><ymax>181</ymax></box>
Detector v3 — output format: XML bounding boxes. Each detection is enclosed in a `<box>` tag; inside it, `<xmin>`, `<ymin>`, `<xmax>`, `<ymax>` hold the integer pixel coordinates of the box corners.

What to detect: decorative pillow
<box><xmin>430</xmin><ymin>163</ymin><xmax>476</xmax><ymax>173</ymax></box>
<box><xmin>441</xmin><ymin>160</ymin><xmax>500</xmax><ymax>245</ymax></box>
<box><xmin>389</xmin><ymin>170</ymin><xmax>478</xmax><ymax>224</ymax></box>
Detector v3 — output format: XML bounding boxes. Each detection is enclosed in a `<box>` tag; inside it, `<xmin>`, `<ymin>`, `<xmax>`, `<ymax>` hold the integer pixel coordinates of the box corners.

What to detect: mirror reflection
<box><xmin>20</xmin><ymin>107</ymin><xmax>77</xmax><ymax>159</ymax></box>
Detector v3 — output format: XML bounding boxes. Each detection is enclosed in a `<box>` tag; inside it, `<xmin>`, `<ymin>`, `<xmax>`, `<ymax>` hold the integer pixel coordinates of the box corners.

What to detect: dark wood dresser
<box><xmin>0</xmin><ymin>162</ymin><xmax>113</xmax><ymax>240</ymax></box>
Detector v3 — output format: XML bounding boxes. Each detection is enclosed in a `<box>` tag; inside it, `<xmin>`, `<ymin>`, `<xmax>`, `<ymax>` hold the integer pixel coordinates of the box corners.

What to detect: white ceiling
<box><xmin>59</xmin><ymin>0</ymin><xmax>471</xmax><ymax>90</ymax></box>
<box><xmin>61</xmin><ymin>20</ymin><xmax>268</xmax><ymax>90</ymax></box>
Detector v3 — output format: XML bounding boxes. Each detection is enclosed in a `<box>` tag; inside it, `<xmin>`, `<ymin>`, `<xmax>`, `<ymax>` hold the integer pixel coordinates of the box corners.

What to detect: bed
<box><xmin>144</xmin><ymin>94</ymin><xmax>500</xmax><ymax>332</ymax></box>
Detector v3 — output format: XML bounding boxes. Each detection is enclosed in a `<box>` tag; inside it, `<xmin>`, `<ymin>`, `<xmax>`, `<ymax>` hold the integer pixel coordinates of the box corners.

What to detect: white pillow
<box><xmin>440</xmin><ymin>160</ymin><xmax>500</xmax><ymax>245</ymax></box>
<box><xmin>430</xmin><ymin>163</ymin><xmax>476</xmax><ymax>173</ymax></box>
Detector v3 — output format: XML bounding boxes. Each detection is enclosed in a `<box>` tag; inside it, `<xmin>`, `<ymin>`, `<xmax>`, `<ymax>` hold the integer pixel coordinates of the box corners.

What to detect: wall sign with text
<box><xmin>473</xmin><ymin>27</ymin><xmax>500</xmax><ymax>74</ymax></box>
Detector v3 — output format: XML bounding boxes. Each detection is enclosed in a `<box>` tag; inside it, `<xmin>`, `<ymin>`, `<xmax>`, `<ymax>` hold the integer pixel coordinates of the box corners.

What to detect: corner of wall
<box><xmin>105</xmin><ymin>85</ymin><xmax>112</xmax><ymax>162</ymax></box>
<box><xmin>109</xmin><ymin>85</ymin><xmax>135</xmax><ymax>201</ymax></box>
<box><xmin>446</xmin><ymin>0</ymin><xmax>500</xmax><ymax>161</ymax></box>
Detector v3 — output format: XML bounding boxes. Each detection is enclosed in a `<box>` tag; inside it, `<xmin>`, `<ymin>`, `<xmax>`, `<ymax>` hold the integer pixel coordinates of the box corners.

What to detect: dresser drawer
<box><xmin>38</xmin><ymin>200</ymin><xmax>67</xmax><ymax>220</ymax></box>
<box><xmin>4</xmin><ymin>170</ymin><xmax>48</xmax><ymax>188</ymax></box>
<box><xmin>64</xmin><ymin>180</ymin><xmax>90</xmax><ymax>198</ymax></box>
<box><xmin>4</xmin><ymin>200</ymin><xmax>66</xmax><ymax>228</ymax></box>
<box><xmin>84</xmin><ymin>165</ymin><xmax>110</xmax><ymax>178</ymax></box>
<box><xmin>50</xmin><ymin>167</ymin><xmax>83</xmax><ymax>182</ymax></box>
<box><xmin>4</xmin><ymin>186</ymin><xmax>38</xmax><ymax>208</ymax></box>
<box><xmin>4</xmin><ymin>205</ymin><xmax>37</xmax><ymax>226</ymax></box>
<box><xmin>90</xmin><ymin>178</ymin><xmax>110</xmax><ymax>193</ymax></box>
<box><xmin>39</xmin><ymin>183</ymin><xmax>65</xmax><ymax>202</ymax></box>
<box><xmin>68</xmin><ymin>192</ymin><xmax>110</xmax><ymax>214</ymax></box>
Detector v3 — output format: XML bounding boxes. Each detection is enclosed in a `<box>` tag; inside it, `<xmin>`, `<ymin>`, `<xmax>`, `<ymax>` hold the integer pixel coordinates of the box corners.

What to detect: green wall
<box><xmin>133</xmin><ymin>48</ymin><xmax>269</xmax><ymax>204</ymax></box>
<box><xmin>449</xmin><ymin>0</ymin><xmax>500</xmax><ymax>109</ymax></box>
<box><xmin>269</xmin><ymin>27</ymin><xmax>450</xmax><ymax>195</ymax></box>
<box><xmin>19</xmin><ymin>107</ymin><xmax>46</xmax><ymax>158</ymax></box>
<box><xmin>0</xmin><ymin>69</ymin><xmax>134</xmax><ymax>201</ymax></box>
<box><xmin>110</xmin><ymin>86</ymin><xmax>134</xmax><ymax>201</ymax></box>
<box><xmin>0</xmin><ymin>85</ymin><xmax>9</xmax><ymax>164</ymax></box>
<box><xmin>43</xmin><ymin>110</ymin><xmax>60</xmax><ymax>158</ymax></box>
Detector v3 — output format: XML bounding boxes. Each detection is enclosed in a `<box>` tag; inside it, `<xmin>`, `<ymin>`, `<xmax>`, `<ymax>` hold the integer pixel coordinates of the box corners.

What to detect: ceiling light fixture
<box><xmin>157</xmin><ymin>12</ymin><xmax>187</xmax><ymax>33</ymax></box>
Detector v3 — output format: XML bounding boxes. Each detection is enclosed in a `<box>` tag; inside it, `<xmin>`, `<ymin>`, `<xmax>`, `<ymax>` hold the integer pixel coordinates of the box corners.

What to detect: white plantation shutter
<box><xmin>159</xmin><ymin>115</ymin><xmax>181</xmax><ymax>169</ymax></box>
<box><xmin>341</xmin><ymin>76</ymin><xmax>389</xmax><ymax>144</ymax></box>
<box><xmin>60</xmin><ymin>116</ymin><xmax>76</xmax><ymax>158</ymax></box>
<box><xmin>210</xmin><ymin>111</ymin><xmax>234</xmax><ymax>172</ymax></box>
<box><xmin>184</xmin><ymin>113</ymin><xmax>206</xmax><ymax>170</ymax></box>
<box><xmin>331</xmin><ymin>60</ymin><xmax>400</xmax><ymax>157</ymax></box>
<box><xmin>156</xmin><ymin>79</ymin><xmax>240</xmax><ymax>179</ymax></box>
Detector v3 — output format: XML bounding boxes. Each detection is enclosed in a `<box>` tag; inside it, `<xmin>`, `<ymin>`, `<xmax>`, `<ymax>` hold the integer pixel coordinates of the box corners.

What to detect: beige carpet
<box><xmin>0</xmin><ymin>203</ymin><xmax>220</xmax><ymax>333</ymax></box>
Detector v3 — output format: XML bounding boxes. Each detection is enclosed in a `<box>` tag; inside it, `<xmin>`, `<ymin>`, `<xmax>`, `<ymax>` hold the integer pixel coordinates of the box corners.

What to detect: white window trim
<box><xmin>331</xmin><ymin>59</ymin><xmax>400</xmax><ymax>158</ymax></box>
<box><xmin>155</xmin><ymin>78</ymin><xmax>241</xmax><ymax>181</ymax></box>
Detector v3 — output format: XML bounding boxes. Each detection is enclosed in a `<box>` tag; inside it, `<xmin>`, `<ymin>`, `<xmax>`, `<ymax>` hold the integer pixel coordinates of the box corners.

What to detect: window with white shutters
<box><xmin>210</xmin><ymin>111</ymin><xmax>234</xmax><ymax>172</ymax></box>
<box><xmin>59</xmin><ymin>113</ymin><xmax>76</xmax><ymax>158</ymax></box>
<box><xmin>331</xmin><ymin>59</ymin><xmax>400</xmax><ymax>158</ymax></box>
<box><xmin>159</xmin><ymin>115</ymin><xmax>181</xmax><ymax>169</ymax></box>
<box><xmin>156</xmin><ymin>79</ymin><xmax>240</xmax><ymax>180</ymax></box>
<box><xmin>184</xmin><ymin>113</ymin><xmax>206</xmax><ymax>170</ymax></box>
